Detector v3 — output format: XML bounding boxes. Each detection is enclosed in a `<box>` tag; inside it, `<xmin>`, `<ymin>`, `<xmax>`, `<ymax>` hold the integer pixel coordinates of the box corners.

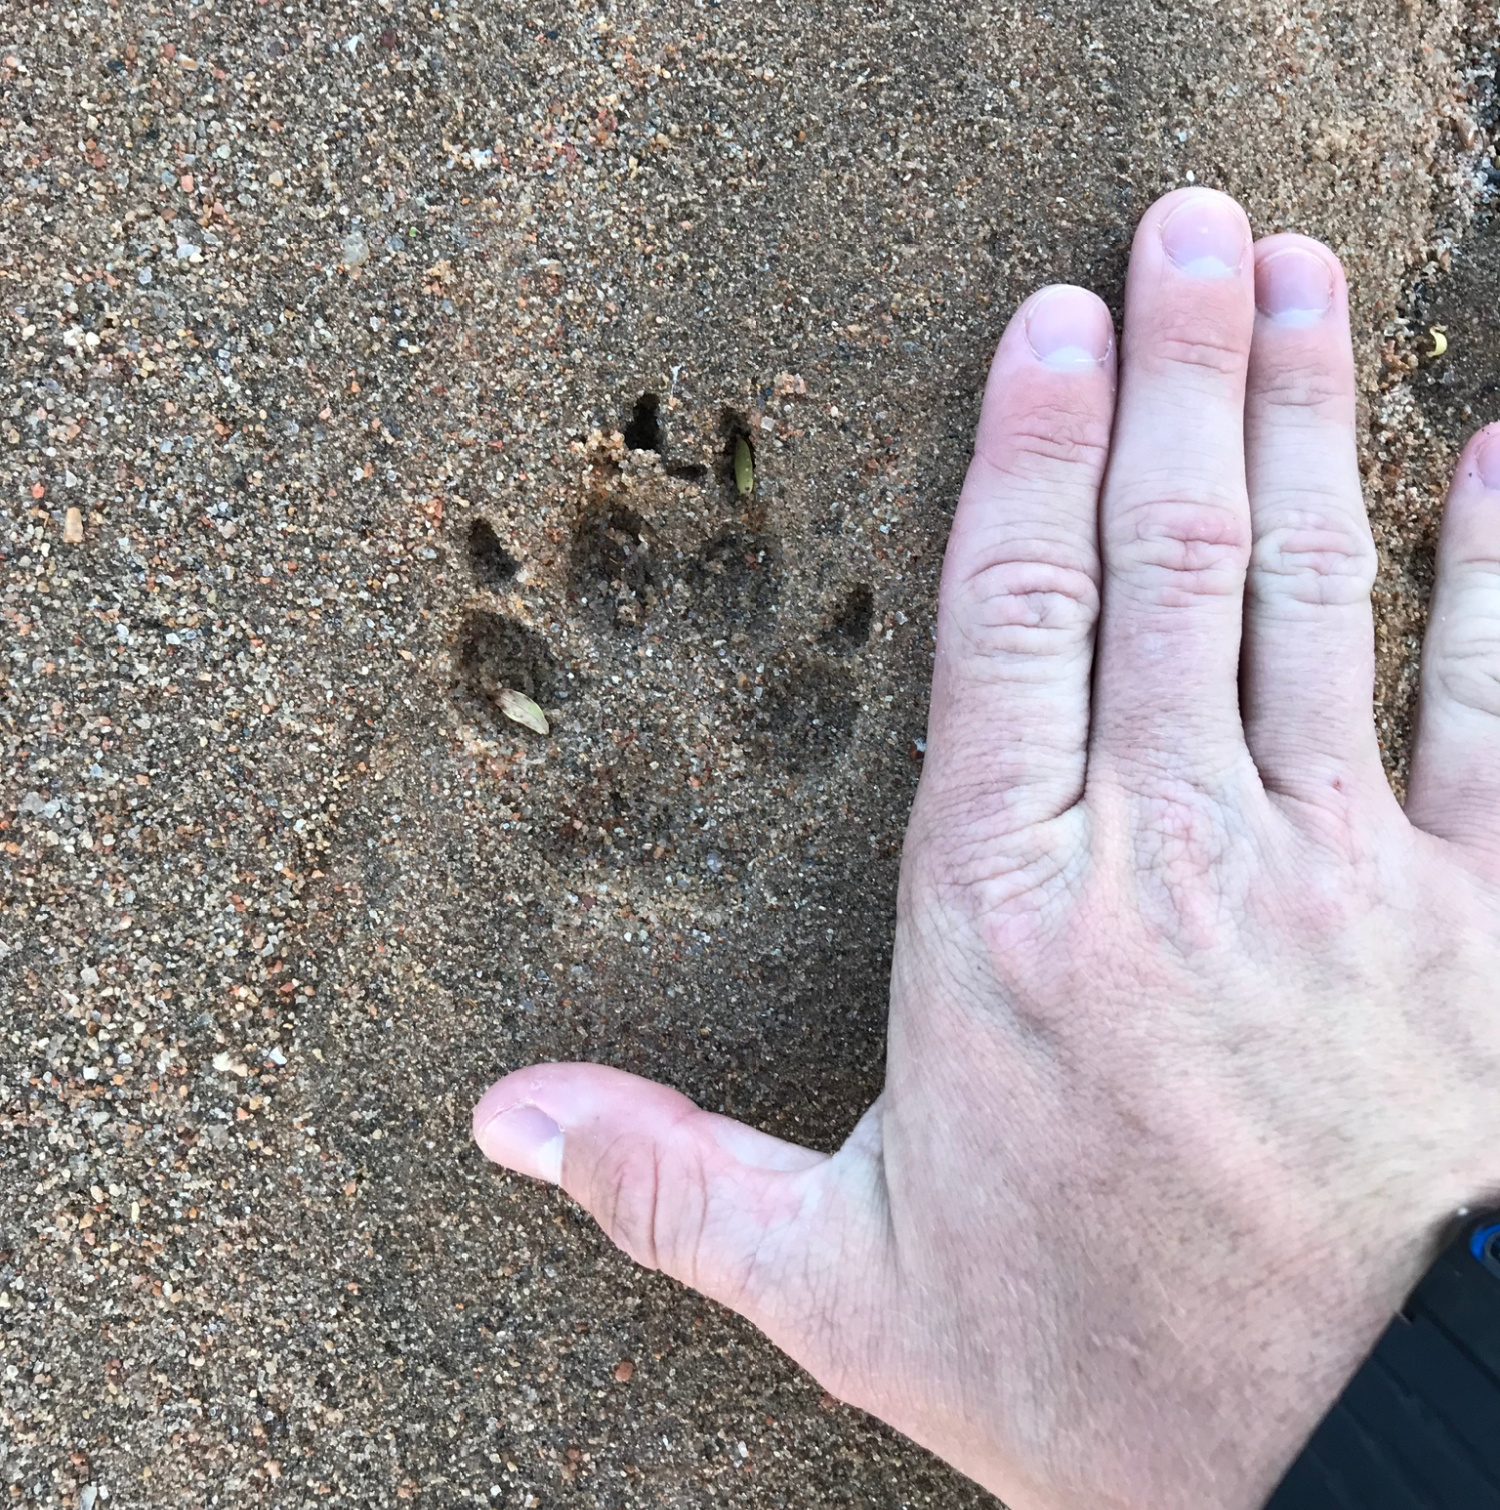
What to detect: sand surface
<box><xmin>3</xmin><ymin>1</ymin><xmax>1496</xmax><ymax>1505</ymax></box>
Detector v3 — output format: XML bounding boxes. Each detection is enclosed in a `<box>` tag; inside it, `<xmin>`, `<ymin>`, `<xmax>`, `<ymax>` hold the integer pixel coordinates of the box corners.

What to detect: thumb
<box><xmin>472</xmin><ymin>1063</ymin><xmax>864</xmax><ymax>1351</ymax></box>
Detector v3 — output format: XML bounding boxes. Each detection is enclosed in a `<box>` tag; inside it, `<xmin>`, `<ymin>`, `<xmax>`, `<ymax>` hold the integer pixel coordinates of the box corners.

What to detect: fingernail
<box><xmin>475</xmin><ymin>1104</ymin><xmax>564</xmax><ymax>1183</ymax></box>
<box><xmin>1160</xmin><ymin>192</ymin><xmax>1248</xmax><ymax>278</ymax></box>
<box><xmin>1256</xmin><ymin>247</ymin><xmax>1335</xmax><ymax>326</ymax></box>
<box><xmin>1024</xmin><ymin>286</ymin><xmax>1114</xmax><ymax>371</ymax></box>
<box><xmin>1475</xmin><ymin>432</ymin><xmax>1500</xmax><ymax>491</ymax></box>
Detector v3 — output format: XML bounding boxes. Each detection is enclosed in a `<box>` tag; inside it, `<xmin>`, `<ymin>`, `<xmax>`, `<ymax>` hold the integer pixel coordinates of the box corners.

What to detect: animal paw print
<box><xmin>448</xmin><ymin>391</ymin><xmax>875</xmax><ymax>777</ymax></box>
<box><xmin>570</xmin><ymin>503</ymin><xmax>660</xmax><ymax>630</ymax></box>
<box><xmin>453</xmin><ymin>607</ymin><xmax>559</xmax><ymax>724</ymax></box>
<box><xmin>751</xmin><ymin>652</ymin><xmax>860</xmax><ymax>773</ymax></box>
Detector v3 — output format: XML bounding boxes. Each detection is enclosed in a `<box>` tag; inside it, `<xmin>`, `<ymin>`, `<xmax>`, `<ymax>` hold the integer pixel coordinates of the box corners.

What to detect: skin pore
<box><xmin>471</xmin><ymin>188</ymin><xmax>1500</xmax><ymax>1509</ymax></box>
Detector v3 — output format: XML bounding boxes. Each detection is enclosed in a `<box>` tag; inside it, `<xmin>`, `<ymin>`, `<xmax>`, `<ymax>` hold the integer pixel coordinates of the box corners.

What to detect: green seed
<box><xmin>734</xmin><ymin>436</ymin><xmax>754</xmax><ymax>496</ymax></box>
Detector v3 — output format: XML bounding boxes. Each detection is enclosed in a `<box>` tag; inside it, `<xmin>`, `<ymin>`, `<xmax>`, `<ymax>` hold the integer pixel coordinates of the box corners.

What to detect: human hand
<box><xmin>471</xmin><ymin>188</ymin><xmax>1500</xmax><ymax>1509</ymax></box>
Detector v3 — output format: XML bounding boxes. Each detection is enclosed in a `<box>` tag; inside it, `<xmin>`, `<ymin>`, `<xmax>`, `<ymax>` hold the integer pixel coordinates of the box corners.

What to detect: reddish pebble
<box><xmin>613</xmin><ymin>1359</ymin><xmax>634</xmax><ymax>1383</ymax></box>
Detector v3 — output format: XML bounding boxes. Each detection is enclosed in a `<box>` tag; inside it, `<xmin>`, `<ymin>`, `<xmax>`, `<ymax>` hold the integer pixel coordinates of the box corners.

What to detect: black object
<box><xmin>1266</xmin><ymin>1211</ymin><xmax>1500</xmax><ymax>1508</ymax></box>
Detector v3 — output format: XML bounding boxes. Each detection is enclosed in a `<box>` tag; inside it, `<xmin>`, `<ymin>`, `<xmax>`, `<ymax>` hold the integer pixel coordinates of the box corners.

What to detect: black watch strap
<box><xmin>1265</xmin><ymin>1211</ymin><xmax>1500</xmax><ymax>1509</ymax></box>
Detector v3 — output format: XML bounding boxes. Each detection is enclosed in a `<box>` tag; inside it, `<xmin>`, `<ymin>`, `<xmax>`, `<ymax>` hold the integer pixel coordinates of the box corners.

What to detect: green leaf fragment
<box><xmin>497</xmin><ymin>688</ymin><xmax>549</xmax><ymax>735</ymax></box>
<box><xmin>733</xmin><ymin>436</ymin><xmax>754</xmax><ymax>496</ymax></box>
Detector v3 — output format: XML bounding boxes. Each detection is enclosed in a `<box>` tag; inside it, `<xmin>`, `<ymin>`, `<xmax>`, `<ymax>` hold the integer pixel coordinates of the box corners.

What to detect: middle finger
<box><xmin>1090</xmin><ymin>188</ymin><xmax>1258</xmax><ymax>788</ymax></box>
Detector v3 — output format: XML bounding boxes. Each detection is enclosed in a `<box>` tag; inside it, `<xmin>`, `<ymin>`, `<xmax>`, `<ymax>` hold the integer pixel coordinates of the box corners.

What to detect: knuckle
<box><xmin>591</xmin><ymin>1135</ymin><xmax>682</xmax><ymax>1273</ymax></box>
<box><xmin>1251</xmin><ymin>510</ymin><xmax>1377</xmax><ymax>607</ymax></box>
<box><xmin>1435</xmin><ymin>641</ymin><xmax>1500</xmax><ymax>719</ymax></box>
<box><xmin>973</xmin><ymin>406</ymin><xmax>1112</xmax><ymax>482</ymax></box>
<box><xmin>1433</xmin><ymin>559</ymin><xmax>1500</xmax><ymax>718</ymax></box>
<box><xmin>902</xmin><ymin>786</ymin><xmax>1079</xmax><ymax>911</ymax></box>
<box><xmin>1140</xmin><ymin>318</ymin><xmax>1249</xmax><ymax>383</ymax></box>
<box><xmin>949</xmin><ymin>554</ymin><xmax>1099</xmax><ymax>663</ymax></box>
<box><xmin>1249</xmin><ymin>356</ymin><xmax>1352</xmax><ymax>416</ymax></box>
<box><xmin>1110</xmin><ymin>491</ymin><xmax>1251</xmax><ymax>600</ymax></box>
<box><xmin>1104</xmin><ymin>772</ymin><xmax>1240</xmax><ymax>946</ymax></box>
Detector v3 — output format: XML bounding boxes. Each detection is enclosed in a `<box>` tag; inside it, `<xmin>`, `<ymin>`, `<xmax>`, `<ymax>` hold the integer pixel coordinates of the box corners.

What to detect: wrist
<box><xmin>1262</xmin><ymin>1208</ymin><xmax>1500</xmax><ymax>1508</ymax></box>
